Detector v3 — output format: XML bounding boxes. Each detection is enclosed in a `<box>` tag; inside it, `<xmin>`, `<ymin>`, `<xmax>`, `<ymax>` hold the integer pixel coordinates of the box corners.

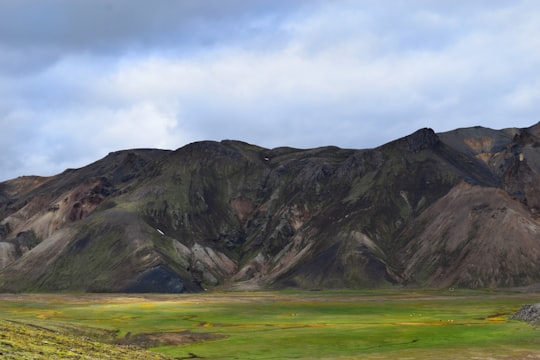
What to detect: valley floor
<box><xmin>0</xmin><ymin>289</ymin><xmax>539</xmax><ymax>359</ymax></box>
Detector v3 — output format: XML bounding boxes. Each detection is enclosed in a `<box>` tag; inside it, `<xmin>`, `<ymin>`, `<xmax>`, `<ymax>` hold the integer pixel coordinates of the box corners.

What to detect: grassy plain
<box><xmin>0</xmin><ymin>289</ymin><xmax>539</xmax><ymax>359</ymax></box>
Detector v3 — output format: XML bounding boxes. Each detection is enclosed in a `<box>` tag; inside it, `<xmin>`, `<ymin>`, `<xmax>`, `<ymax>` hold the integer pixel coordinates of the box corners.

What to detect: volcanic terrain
<box><xmin>2</xmin><ymin>123</ymin><xmax>540</xmax><ymax>292</ymax></box>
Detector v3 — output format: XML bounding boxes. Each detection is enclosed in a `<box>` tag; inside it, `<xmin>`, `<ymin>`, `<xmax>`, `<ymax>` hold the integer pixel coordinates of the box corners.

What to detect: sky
<box><xmin>1</xmin><ymin>0</ymin><xmax>540</xmax><ymax>181</ymax></box>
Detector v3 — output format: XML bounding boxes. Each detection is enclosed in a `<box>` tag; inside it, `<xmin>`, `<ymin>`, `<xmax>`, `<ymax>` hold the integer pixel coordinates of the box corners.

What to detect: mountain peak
<box><xmin>405</xmin><ymin>128</ymin><xmax>439</xmax><ymax>152</ymax></box>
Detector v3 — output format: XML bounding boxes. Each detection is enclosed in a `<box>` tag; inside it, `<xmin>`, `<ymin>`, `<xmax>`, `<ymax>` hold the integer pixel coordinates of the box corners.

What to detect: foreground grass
<box><xmin>0</xmin><ymin>319</ymin><xmax>168</xmax><ymax>359</ymax></box>
<box><xmin>0</xmin><ymin>289</ymin><xmax>539</xmax><ymax>359</ymax></box>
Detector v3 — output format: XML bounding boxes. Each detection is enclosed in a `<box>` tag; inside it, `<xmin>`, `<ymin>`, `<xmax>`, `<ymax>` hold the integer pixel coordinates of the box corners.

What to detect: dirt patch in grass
<box><xmin>118</xmin><ymin>330</ymin><xmax>227</xmax><ymax>348</ymax></box>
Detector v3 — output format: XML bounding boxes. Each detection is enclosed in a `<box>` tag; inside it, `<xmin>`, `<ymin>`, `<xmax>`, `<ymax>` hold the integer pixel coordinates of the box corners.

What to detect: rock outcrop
<box><xmin>510</xmin><ymin>304</ymin><xmax>540</xmax><ymax>324</ymax></box>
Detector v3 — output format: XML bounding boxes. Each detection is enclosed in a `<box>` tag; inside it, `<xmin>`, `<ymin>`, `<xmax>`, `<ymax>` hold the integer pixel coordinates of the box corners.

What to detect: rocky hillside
<box><xmin>1</xmin><ymin>123</ymin><xmax>540</xmax><ymax>292</ymax></box>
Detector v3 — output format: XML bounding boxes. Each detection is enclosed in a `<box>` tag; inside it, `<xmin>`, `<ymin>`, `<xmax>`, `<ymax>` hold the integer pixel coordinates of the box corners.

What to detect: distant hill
<box><xmin>2</xmin><ymin>123</ymin><xmax>540</xmax><ymax>292</ymax></box>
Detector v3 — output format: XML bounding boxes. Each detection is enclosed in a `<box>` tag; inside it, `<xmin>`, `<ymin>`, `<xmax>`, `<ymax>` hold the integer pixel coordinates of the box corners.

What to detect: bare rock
<box><xmin>510</xmin><ymin>304</ymin><xmax>540</xmax><ymax>324</ymax></box>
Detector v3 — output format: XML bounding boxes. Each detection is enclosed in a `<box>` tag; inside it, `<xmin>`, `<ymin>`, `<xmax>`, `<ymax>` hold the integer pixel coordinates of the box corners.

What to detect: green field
<box><xmin>0</xmin><ymin>289</ymin><xmax>539</xmax><ymax>359</ymax></box>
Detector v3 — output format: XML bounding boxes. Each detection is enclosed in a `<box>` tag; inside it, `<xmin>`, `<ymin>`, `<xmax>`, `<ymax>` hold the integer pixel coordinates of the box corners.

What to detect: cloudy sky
<box><xmin>1</xmin><ymin>0</ymin><xmax>540</xmax><ymax>180</ymax></box>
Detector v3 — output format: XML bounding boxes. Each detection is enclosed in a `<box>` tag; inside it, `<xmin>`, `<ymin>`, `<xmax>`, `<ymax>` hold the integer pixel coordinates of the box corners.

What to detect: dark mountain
<box><xmin>2</xmin><ymin>123</ymin><xmax>540</xmax><ymax>292</ymax></box>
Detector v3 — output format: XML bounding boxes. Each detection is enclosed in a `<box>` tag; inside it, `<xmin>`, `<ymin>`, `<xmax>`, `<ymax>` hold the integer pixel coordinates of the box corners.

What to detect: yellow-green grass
<box><xmin>0</xmin><ymin>290</ymin><xmax>538</xmax><ymax>359</ymax></box>
<box><xmin>0</xmin><ymin>319</ymin><xmax>168</xmax><ymax>360</ymax></box>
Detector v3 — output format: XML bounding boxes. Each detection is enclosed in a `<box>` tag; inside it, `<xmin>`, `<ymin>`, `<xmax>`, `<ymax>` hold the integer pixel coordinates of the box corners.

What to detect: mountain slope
<box><xmin>1</xmin><ymin>123</ymin><xmax>540</xmax><ymax>292</ymax></box>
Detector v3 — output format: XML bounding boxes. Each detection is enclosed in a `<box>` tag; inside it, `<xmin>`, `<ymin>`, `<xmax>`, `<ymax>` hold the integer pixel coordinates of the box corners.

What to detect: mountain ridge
<box><xmin>1</xmin><ymin>123</ymin><xmax>540</xmax><ymax>292</ymax></box>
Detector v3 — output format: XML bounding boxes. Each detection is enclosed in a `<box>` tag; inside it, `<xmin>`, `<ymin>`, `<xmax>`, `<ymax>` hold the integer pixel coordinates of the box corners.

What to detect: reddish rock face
<box><xmin>230</xmin><ymin>197</ymin><xmax>255</xmax><ymax>222</ymax></box>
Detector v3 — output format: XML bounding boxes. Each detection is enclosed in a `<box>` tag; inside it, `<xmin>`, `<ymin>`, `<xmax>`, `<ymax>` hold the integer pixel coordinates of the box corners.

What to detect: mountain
<box><xmin>2</xmin><ymin>123</ymin><xmax>540</xmax><ymax>292</ymax></box>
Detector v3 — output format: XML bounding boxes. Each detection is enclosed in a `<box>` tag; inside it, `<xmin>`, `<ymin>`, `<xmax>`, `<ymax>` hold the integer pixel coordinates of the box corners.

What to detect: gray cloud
<box><xmin>0</xmin><ymin>0</ymin><xmax>309</xmax><ymax>73</ymax></box>
<box><xmin>1</xmin><ymin>0</ymin><xmax>540</xmax><ymax>181</ymax></box>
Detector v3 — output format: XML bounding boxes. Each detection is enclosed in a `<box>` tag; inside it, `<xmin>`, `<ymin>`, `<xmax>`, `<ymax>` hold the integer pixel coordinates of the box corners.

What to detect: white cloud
<box><xmin>95</xmin><ymin>103</ymin><xmax>181</xmax><ymax>150</ymax></box>
<box><xmin>504</xmin><ymin>83</ymin><xmax>540</xmax><ymax>112</ymax></box>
